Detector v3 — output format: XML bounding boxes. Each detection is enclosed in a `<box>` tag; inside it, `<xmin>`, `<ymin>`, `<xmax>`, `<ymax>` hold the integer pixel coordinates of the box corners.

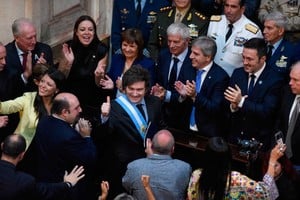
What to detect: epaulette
<box><xmin>195</xmin><ymin>12</ymin><xmax>206</xmax><ymax>20</ymax></box>
<box><xmin>160</xmin><ymin>6</ymin><xmax>172</xmax><ymax>12</ymax></box>
<box><xmin>245</xmin><ymin>24</ymin><xmax>259</xmax><ymax>34</ymax></box>
<box><xmin>210</xmin><ymin>15</ymin><xmax>221</xmax><ymax>22</ymax></box>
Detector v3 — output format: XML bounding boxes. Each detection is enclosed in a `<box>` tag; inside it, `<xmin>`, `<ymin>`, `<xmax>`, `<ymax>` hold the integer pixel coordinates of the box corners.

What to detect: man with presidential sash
<box><xmin>100</xmin><ymin>65</ymin><xmax>163</xmax><ymax>198</ymax></box>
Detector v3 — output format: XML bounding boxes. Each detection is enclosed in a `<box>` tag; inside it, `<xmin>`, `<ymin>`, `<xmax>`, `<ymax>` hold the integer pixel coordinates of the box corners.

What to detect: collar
<box><xmin>0</xmin><ymin>159</ymin><xmax>16</xmax><ymax>169</ymax></box>
<box><xmin>199</xmin><ymin>61</ymin><xmax>213</xmax><ymax>72</ymax></box>
<box><xmin>14</xmin><ymin>42</ymin><xmax>26</xmax><ymax>56</ymax></box>
<box><xmin>227</xmin><ymin>14</ymin><xmax>246</xmax><ymax>29</ymax></box>
<box><xmin>148</xmin><ymin>154</ymin><xmax>172</xmax><ymax>160</ymax></box>
<box><xmin>173</xmin><ymin>47</ymin><xmax>188</xmax><ymax>63</ymax></box>
<box><xmin>269</xmin><ymin>38</ymin><xmax>283</xmax><ymax>51</ymax></box>
<box><xmin>175</xmin><ymin>5</ymin><xmax>191</xmax><ymax>18</ymax></box>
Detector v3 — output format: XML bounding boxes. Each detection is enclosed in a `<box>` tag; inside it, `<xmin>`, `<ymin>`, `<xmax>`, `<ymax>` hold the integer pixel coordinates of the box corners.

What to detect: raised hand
<box><xmin>63</xmin><ymin>165</ymin><xmax>85</xmax><ymax>187</ymax></box>
<box><xmin>101</xmin><ymin>96</ymin><xmax>111</xmax><ymax>117</ymax></box>
<box><xmin>0</xmin><ymin>116</ymin><xmax>8</xmax><ymax>128</ymax></box>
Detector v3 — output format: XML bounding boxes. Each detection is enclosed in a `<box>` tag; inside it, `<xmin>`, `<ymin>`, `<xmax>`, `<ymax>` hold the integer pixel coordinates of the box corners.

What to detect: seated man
<box><xmin>0</xmin><ymin>134</ymin><xmax>84</xmax><ymax>200</ymax></box>
<box><xmin>122</xmin><ymin>129</ymin><xmax>192</xmax><ymax>199</ymax></box>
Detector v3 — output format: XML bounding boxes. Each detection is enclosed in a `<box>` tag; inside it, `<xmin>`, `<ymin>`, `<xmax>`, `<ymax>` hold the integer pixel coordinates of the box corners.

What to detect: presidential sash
<box><xmin>115</xmin><ymin>95</ymin><xmax>148</xmax><ymax>140</ymax></box>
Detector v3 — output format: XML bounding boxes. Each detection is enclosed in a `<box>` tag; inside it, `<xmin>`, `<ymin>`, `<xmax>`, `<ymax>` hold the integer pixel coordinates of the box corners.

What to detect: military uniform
<box><xmin>111</xmin><ymin>0</ymin><xmax>171</xmax><ymax>53</ymax></box>
<box><xmin>207</xmin><ymin>15</ymin><xmax>263</xmax><ymax>76</ymax></box>
<box><xmin>259</xmin><ymin>0</ymin><xmax>300</xmax><ymax>41</ymax></box>
<box><xmin>147</xmin><ymin>6</ymin><xmax>208</xmax><ymax>61</ymax></box>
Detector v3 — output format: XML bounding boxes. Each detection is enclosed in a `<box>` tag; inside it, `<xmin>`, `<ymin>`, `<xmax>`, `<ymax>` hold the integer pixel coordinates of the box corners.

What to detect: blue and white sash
<box><xmin>116</xmin><ymin>95</ymin><xmax>148</xmax><ymax>140</ymax></box>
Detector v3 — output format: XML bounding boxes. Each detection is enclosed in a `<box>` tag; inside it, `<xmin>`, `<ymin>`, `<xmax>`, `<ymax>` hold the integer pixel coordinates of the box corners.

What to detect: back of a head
<box><xmin>151</xmin><ymin>130</ymin><xmax>175</xmax><ymax>155</ymax></box>
<box><xmin>114</xmin><ymin>193</ymin><xmax>135</xmax><ymax>200</ymax></box>
<box><xmin>51</xmin><ymin>93</ymin><xmax>71</xmax><ymax>115</ymax></box>
<box><xmin>199</xmin><ymin>137</ymin><xmax>232</xmax><ymax>200</ymax></box>
<box><xmin>1</xmin><ymin>134</ymin><xmax>26</xmax><ymax>159</ymax></box>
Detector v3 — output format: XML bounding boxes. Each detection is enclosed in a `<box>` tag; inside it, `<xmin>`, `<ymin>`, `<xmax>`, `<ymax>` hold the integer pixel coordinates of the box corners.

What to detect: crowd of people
<box><xmin>1</xmin><ymin>0</ymin><xmax>300</xmax><ymax>199</ymax></box>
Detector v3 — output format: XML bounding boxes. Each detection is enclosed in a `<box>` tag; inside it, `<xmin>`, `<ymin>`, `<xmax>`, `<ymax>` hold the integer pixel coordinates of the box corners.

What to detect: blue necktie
<box><xmin>248</xmin><ymin>74</ymin><xmax>256</xmax><ymax>95</ymax></box>
<box><xmin>190</xmin><ymin>70</ymin><xmax>205</xmax><ymax>127</ymax></box>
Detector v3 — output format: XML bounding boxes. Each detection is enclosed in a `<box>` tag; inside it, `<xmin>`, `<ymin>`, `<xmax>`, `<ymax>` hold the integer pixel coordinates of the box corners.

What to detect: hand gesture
<box><xmin>99</xmin><ymin>75</ymin><xmax>114</xmax><ymax>89</ymax></box>
<box><xmin>186</xmin><ymin>80</ymin><xmax>196</xmax><ymax>101</ymax></box>
<box><xmin>141</xmin><ymin>175</ymin><xmax>151</xmax><ymax>188</ymax></box>
<box><xmin>0</xmin><ymin>116</ymin><xmax>8</xmax><ymax>128</ymax></box>
<box><xmin>145</xmin><ymin>138</ymin><xmax>153</xmax><ymax>156</ymax></box>
<box><xmin>224</xmin><ymin>84</ymin><xmax>246</xmax><ymax>106</ymax></box>
<box><xmin>115</xmin><ymin>76</ymin><xmax>123</xmax><ymax>92</ymax></box>
<box><xmin>77</xmin><ymin>118</ymin><xmax>92</xmax><ymax>137</ymax></box>
<box><xmin>99</xmin><ymin>181</ymin><xmax>109</xmax><ymax>200</ymax></box>
<box><xmin>23</xmin><ymin>51</ymin><xmax>32</xmax><ymax>80</ymax></box>
<box><xmin>36</xmin><ymin>52</ymin><xmax>47</xmax><ymax>64</ymax></box>
<box><xmin>101</xmin><ymin>96</ymin><xmax>111</xmax><ymax>117</ymax></box>
<box><xmin>174</xmin><ymin>80</ymin><xmax>186</xmax><ymax>97</ymax></box>
<box><xmin>63</xmin><ymin>165</ymin><xmax>85</xmax><ymax>187</ymax></box>
<box><xmin>62</xmin><ymin>43</ymin><xmax>74</xmax><ymax>66</ymax></box>
<box><xmin>151</xmin><ymin>84</ymin><xmax>166</xmax><ymax>100</ymax></box>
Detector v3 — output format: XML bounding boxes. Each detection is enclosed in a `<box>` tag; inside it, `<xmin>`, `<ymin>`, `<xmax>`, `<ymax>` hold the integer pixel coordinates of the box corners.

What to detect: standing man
<box><xmin>5</xmin><ymin>18</ymin><xmax>53</xmax><ymax>91</ymax></box>
<box><xmin>175</xmin><ymin>36</ymin><xmax>229</xmax><ymax>137</ymax></box>
<box><xmin>208</xmin><ymin>0</ymin><xmax>263</xmax><ymax>76</ymax></box>
<box><xmin>111</xmin><ymin>0</ymin><xmax>171</xmax><ymax>54</ymax></box>
<box><xmin>148</xmin><ymin>0</ymin><xmax>208</xmax><ymax>61</ymax></box>
<box><xmin>224</xmin><ymin>38</ymin><xmax>283</xmax><ymax>151</ymax></box>
<box><xmin>122</xmin><ymin>129</ymin><xmax>191</xmax><ymax>199</ymax></box>
<box><xmin>275</xmin><ymin>61</ymin><xmax>300</xmax><ymax>172</ymax></box>
<box><xmin>101</xmin><ymin>65</ymin><xmax>163</xmax><ymax>197</ymax></box>
<box><xmin>263</xmin><ymin>11</ymin><xmax>296</xmax><ymax>80</ymax></box>
<box><xmin>0</xmin><ymin>134</ymin><xmax>85</xmax><ymax>200</ymax></box>
<box><xmin>259</xmin><ymin>0</ymin><xmax>300</xmax><ymax>42</ymax></box>
<box><xmin>151</xmin><ymin>23</ymin><xmax>196</xmax><ymax>130</ymax></box>
<box><xmin>34</xmin><ymin>93</ymin><xmax>97</xmax><ymax>200</ymax></box>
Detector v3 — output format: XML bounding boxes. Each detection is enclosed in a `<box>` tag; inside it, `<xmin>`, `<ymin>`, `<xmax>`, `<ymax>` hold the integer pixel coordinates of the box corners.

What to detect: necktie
<box><xmin>248</xmin><ymin>74</ymin><xmax>256</xmax><ymax>95</ymax></box>
<box><xmin>190</xmin><ymin>70</ymin><xmax>205</xmax><ymax>127</ymax></box>
<box><xmin>285</xmin><ymin>97</ymin><xmax>300</xmax><ymax>158</ymax></box>
<box><xmin>267</xmin><ymin>45</ymin><xmax>274</xmax><ymax>60</ymax></box>
<box><xmin>136</xmin><ymin>104</ymin><xmax>146</xmax><ymax>121</ymax></box>
<box><xmin>168</xmin><ymin>57</ymin><xmax>179</xmax><ymax>89</ymax></box>
<box><xmin>136</xmin><ymin>0</ymin><xmax>142</xmax><ymax>18</ymax></box>
<box><xmin>225</xmin><ymin>24</ymin><xmax>233</xmax><ymax>41</ymax></box>
<box><xmin>175</xmin><ymin>12</ymin><xmax>182</xmax><ymax>22</ymax></box>
<box><xmin>22</xmin><ymin>53</ymin><xmax>28</xmax><ymax>71</ymax></box>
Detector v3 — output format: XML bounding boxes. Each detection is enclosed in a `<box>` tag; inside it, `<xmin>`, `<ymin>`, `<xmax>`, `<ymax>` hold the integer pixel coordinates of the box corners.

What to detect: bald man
<box><xmin>33</xmin><ymin>93</ymin><xmax>97</xmax><ymax>200</ymax></box>
<box><xmin>122</xmin><ymin>130</ymin><xmax>191</xmax><ymax>200</ymax></box>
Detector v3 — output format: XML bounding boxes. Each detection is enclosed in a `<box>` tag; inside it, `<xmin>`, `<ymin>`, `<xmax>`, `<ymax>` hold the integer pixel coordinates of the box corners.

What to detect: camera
<box><xmin>237</xmin><ymin>138</ymin><xmax>262</xmax><ymax>158</ymax></box>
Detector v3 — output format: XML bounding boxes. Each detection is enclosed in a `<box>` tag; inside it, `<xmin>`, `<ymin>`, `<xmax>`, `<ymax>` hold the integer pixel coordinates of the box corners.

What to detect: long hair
<box><xmin>34</xmin><ymin>67</ymin><xmax>65</xmax><ymax>119</ymax></box>
<box><xmin>199</xmin><ymin>137</ymin><xmax>232</xmax><ymax>200</ymax></box>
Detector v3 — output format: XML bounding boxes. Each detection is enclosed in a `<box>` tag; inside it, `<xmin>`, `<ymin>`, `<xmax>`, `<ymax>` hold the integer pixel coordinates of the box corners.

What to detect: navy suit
<box><xmin>34</xmin><ymin>116</ymin><xmax>97</xmax><ymax>200</ymax></box>
<box><xmin>103</xmin><ymin>95</ymin><xmax>163</xmax><ymax>197</ymax></box>
<box><xmin>111</xmin><ymin>0</ymin><xmax>170</xmax><ymax>52</ymax></box>
<box><xmin>193</xmin><ymin>63</ymin><xmax>229</xmax><ymax>137</ymax></box>
<box><xmin>228</xmin><ymin>66</ymin><xmax>283</xmax><ymax>150</ymax></box>
<box><xmin>5</xmin><ymin>41</ymin><xmax>53</xmax><ymax>91</ymax></box>
<box><xmin>156</xmin><ymin>48</ymin><xmax>196</xmax><ymax>130</ymax></box>
<box><xmin>0</xmin><ymin>160</ymin><xmax>70</xmax><ymax>200</ymax></box>
<box><xmin>108</xmin><ymin>54</ymin><xmax>156</xmax><ymax>91</ymax></box>
<box><xmin>267</xmin><ymin>39</ymin><xmax>296</xmax><ymax>81</ymax></box>
<box><xmin>275</xmin><ymin>86</ymin><xmax>300</xmax><ymax>165</ymax></box>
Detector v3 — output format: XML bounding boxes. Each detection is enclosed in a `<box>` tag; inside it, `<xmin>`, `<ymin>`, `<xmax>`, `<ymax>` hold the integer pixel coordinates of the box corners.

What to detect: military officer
<box><xmin>259</xmin><ymin>0</ymin><xmax>300</xmax><ymax>42</ymax></box>
<box><xmin>207</xmin><ymin>0</ymin><xmax>263</xmax><ymax>76</ymax></box>
<box><xmin>147</xmin><ymin>0</ymin><xmax>208</xmax><ymax>61</ymax></box>
<box><xmin>111</xmin><ymin>0</ymin><xmax>171</xmax><ymax>54</ymax></box>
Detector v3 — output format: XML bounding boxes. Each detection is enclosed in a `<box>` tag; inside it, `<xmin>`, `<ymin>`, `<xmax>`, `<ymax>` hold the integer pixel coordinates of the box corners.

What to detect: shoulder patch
<box><xmin>210</xmin><ymin>15</ymin><xmax>221</xmax><ymax>22</ymax></box>
<box><xmin>195</xmin><ymin>12</ymin><xmax>206</xmax><ymax>20</ymax></box>
<box><xmin>245</xmin><ymin>24</ymin><xmax>259</xmax><ymax>34</ymax></box>
<box><xmin>160</xmin><ymin>6</ymin><xmax>172</xmax><ymax>12</ymax></box>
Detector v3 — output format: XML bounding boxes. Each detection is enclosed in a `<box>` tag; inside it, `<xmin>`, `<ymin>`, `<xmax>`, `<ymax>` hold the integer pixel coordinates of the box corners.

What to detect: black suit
<box><xmin>103</xmin><ymin>95</ymin><xmax>163</xmax><ymax>197</ymax></box>
<box><xmin>276</xmin><ymin>86</ymin><xmax>300</xmax><ymax>165</ymax></box>
<box><xmin>0</xmin><ymin>160</ymin><xmax>69</xmax><ymax>200</ymax></box>
<box><xmin>156</xmin><ymin>48</ymin><xmax>196</xmax><ymax>130</ymax></box>
<box><xmin>192</xmin><ymin>63</ymin><xmax>229</xmax><ymax>137</ymax></box>
<box><xmin>34</xmin><ymin>116</ymin><xmax>97</xmax><ymax>200</ymax></box>
<box><xmin>5</xmin><ymin>41</ymin><xmax>53</xmax><ymax>91</ymax></box>
<box><xmin>228</xmin><ymin>66</ymin><xmax>283</xmax><ymax>150</ymax></box>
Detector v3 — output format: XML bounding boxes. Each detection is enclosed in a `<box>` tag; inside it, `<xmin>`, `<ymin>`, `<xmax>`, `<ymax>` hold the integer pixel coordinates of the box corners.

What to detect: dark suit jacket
<box><xmin>193</xmin><ymin>63</ymin><xmax>229</xmax><ymax>137</ymax></box>
<box><xmin>111</xmin><ymin>0</ymin><xmax>170</xmax><ymax>52</ymax></box>
<box><xmin>228</xmin><ymin>66</ymin><xmax>283</xmax><ymax>150</ymax></box>
<box><xmin>267</xmin><ymin>39</ymin><xmax>296</xmax><ymax>81</ymax></box>
<box><xmin>34</xmin><ymin>116</ymin><xmax>97</xmax><ymax>200</ymax></box>
<box><xmin>275</xmin><ymin>86</ymin><xmax>300</xmax><ymax>165</ymax></box>
<box><xmin>5</xmin><ymin>41</ymin><xmax>53</xmax><ymax>91</ymax></box>
<box><xmin>0</xmin><ymin>160</ymin><xmax>69</xmax><ymax>200</ymax></box>
<box><xmin>156</xmin><ymin>48</ymin><xmax>196</xmax><ymax>130</ymax></box>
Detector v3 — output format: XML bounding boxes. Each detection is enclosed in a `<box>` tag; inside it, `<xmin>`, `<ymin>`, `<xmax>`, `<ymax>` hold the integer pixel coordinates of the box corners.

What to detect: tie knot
<box><xmin>250</xmin><ymin>74</ymin><xmax>256</xmax><ymax>79</ymax></box>
<box><xmin>137</xmin><ymin>0</ymin><xmax>141</xmax><ymax>3</ymax></box>
<box><xmin>173</xmin><ymin>57</ymin><xmax>179</xmax><ymax>63</ymax></box>
<box><xmin>197</xmin><ymin>69</ymin><xmax>205</xmax><ymax>76</ymax></box>
<box><xmin>228</xmin><ymin>24</ymin><xmax>233</xmax><ymax>29</ymax></box>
